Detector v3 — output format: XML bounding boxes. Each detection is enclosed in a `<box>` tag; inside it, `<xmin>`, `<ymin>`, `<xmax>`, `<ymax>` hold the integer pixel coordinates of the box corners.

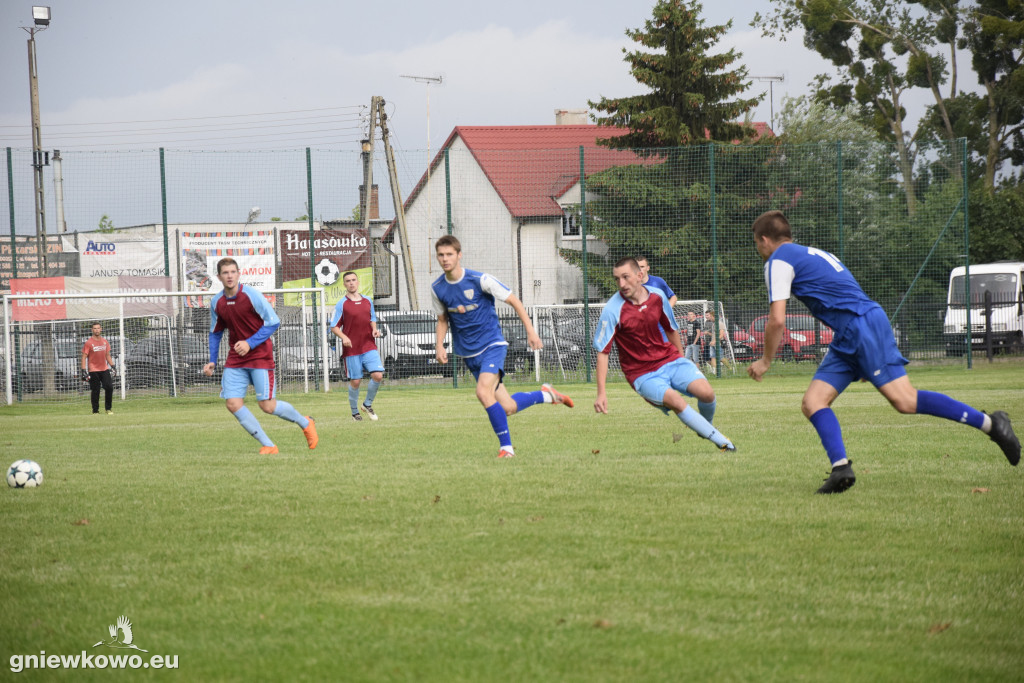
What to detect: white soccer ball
<box><xmin>7</xmin><ymin>459</ymin><xmax>43</xmax><ymax>488</ymax></box>
<box><xmin>315</xmin><ymin>258</ymin><xmax>341</xmax><ymax>286</ymax></box>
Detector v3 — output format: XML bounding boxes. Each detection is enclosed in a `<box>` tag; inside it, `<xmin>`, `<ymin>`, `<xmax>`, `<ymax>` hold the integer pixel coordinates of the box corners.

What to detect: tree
<box><xmin>98</xmin><ymin>215</ymin><xmax>115</xmax><ymax>232</ymax></box>
<box><xmin>754</xmin><ymin>0</ymin><xmax>966</xmax><ymax>214</ymax></box>
<box><xmin>963</xmin><ymin>0</ymin><xmax>1024</xmax><ymax>192</ymax></box>
<box><xmin>590</xmin><ymin>0</ymin><xmax>762</xmax><ymax>149</ymax></box>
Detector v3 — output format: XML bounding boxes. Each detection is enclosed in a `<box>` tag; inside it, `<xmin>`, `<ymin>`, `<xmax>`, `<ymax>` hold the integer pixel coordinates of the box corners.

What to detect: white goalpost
<box><xmin>2</xmin><ymin>287</ymin><xmax>330</xmax><ymax>406</ymax></box>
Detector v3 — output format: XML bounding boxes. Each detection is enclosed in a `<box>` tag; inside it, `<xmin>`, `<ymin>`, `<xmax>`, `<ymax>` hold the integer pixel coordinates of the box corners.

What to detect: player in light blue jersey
<box><xmin>748</xmin><ymin>211</ymin><xmax>1019</xmax><ymax>493</ymax></box>
<box><xmin>432</xmin><ymin>235</ymin><xmax>574</xmax><ymax>458</ymax></box>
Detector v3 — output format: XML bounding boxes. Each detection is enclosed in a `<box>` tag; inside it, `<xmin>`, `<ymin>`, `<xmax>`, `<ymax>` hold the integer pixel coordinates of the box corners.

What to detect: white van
<box><xmin>943</xmin><ymin>262</ymin><xmax>1024</xmax><ymax>355</ymax></box>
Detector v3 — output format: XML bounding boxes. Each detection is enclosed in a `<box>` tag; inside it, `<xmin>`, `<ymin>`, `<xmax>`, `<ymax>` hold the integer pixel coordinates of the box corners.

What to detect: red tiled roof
<box><xmin>394</xmin><ymin>123</ymin><xmax>774</xmax><ymax>231</ymax></box>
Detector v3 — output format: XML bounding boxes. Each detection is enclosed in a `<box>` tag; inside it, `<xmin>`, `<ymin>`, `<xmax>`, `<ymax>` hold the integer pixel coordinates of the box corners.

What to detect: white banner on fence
<box><xmin>179</xmin><ymin>231</ymin><xmax>275</xmax><ymax>304</ymax></box>
<box><xmin>64</xmin><ymin>237</ymin><xmax>166</xmax><ymax>278</ymax></box>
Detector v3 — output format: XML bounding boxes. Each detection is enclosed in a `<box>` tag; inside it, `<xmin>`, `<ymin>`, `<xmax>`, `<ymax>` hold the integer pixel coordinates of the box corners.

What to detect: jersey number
<box><xmin>808</xmin><ymin>247</ymin><xmax>844</xmax><ymax>273</ymax></box>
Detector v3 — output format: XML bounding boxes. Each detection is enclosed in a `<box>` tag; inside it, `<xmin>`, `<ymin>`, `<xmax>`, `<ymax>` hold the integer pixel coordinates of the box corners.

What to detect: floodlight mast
<box><xmin>752</xmin><ymin>75</ymin><xmax>785</xmax><ymax>133</ymax></box>
<box><xmin>23</xmin><ymin>7</ymin><xmax>51</xmax><ymax>274</ymax></box>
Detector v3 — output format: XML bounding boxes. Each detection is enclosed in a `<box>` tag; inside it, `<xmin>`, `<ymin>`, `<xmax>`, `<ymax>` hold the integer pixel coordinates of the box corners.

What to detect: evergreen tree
<box><xmin>589</xmin><ymin>0</ymin><xmax>762</xmax><ymax>149</ymax></box>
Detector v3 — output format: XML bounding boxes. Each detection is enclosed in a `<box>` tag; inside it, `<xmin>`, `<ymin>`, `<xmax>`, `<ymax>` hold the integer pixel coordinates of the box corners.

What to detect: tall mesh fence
<box><xmin>3</xmin><ymin>139</ymin><xmax>1009</xmax><ymax>405</ymax></box>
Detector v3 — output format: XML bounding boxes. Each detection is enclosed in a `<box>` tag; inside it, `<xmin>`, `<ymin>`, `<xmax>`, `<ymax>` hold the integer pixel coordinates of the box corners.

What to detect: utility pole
<box><xmin>373</xmin><ymin>97</ymin><xmax>419</xmax><ymax>309</ymax></box>
<box><xmin>752</xmin><ymin>75</ymin><xmax>785</xmax><ymax>133</ymax></box>
<box><xmin>24</xmin><ymin>7</ymin><xmax>51</xmax><ymax>274</ymax></box>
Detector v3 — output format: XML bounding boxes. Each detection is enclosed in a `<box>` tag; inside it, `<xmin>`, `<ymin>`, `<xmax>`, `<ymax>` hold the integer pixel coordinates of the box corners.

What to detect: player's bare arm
<box><xmin>748</xmin><ymin>300</ymin><xmax>787</xmax><ymax>382</ymax></box>
<box><xmin>594</xmin><ymin>352</ymin><xmax>611</xmax><ymax>414</ymax></box>
<box><xmin>331</xmin><ymin>327</ymin><xmax>353</xmax><ymax>348</ymax></box>
<box><xmin>507</xmin><ymin>294</ymin><xmax>542</xmax><ymax>351</ymax></box>
<box><xmin>203</xmin><ymin>362</ymin><xmax>216</xmax><ymax>377</ymax></box>
<box><xmin>665</xmin><ymin>328</ymin><xmax>685</xmax><ymax>356</ymax></box>
<box><xmin>435</xmin><ymin>314</ymin><xmax>449</xmax><ymax>364</ymax></box>
<box><xmin>371</xmin><ymin>322</ymin><xmax>381</xmax><ymax>339</ymax></box>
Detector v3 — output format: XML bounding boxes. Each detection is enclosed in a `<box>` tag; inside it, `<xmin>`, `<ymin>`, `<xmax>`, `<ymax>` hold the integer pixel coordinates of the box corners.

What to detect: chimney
<box><xmin>554</xmin><ymin>108</ymin><xmax>588</xmax><ymax>125</ymax></box>
<box><xmin>358</xmin><ymin>184</ymin><xmax>380</xmax><ymax>219</ymax></box>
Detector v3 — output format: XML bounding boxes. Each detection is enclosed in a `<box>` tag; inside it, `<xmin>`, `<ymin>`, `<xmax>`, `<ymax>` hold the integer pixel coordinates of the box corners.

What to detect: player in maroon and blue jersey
<box><xmin>749</xmin><ymin>210</ymin><xmax>1019</xmax><ymax>493</ymax></box>
<box><xmin>329</xmin><ymin>270</ymin><xmax>384</xmax><ymax>421</ymax></box>
<box><xmin>202</xmin><ymin>257</ymin><xmax>318</xmax><ymax>455</ymax></box>
<box><xmin>593</xmin><ymin>257</ymin><xmax>735</xmax><ymax>451</ymax></box>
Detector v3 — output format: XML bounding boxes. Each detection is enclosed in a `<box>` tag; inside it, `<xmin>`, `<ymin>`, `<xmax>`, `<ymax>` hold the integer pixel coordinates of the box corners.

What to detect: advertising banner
<box><xmin>10</xmin><ymin>276</ymin><xmax>174</xmax><ymax>321</ymax></box>
<box><xmin>74</xmin><ymin>237</ymin><xmax>166</xmax><ymax>278</ymax></box>
<box><xmin>279</xmin><ymin>228</ymin><xmax>371</xmax><ymax>306</ymax></box>
<box><xmin>1</xmin><ymin>236</ymin><xmax>77</xmax><ymax>291</ymax></box>
<box><xmin>180</xmin><ymin>231</ymin><xmax>275</xmax><ymax>306</ymax></box>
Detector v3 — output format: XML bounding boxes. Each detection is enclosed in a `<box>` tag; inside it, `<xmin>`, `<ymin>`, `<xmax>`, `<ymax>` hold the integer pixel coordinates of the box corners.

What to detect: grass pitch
<box><xmin>1</xmin><ymin>365</ymin><xmax>1022</xmax><ymax>681</ymax></box>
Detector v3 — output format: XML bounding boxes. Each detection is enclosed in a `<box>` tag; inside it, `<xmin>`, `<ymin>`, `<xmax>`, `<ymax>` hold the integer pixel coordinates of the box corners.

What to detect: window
<box><xmin>562</xmin><ymin>208</ymin><xmax>580</xmax><ymax>236</ymax></box>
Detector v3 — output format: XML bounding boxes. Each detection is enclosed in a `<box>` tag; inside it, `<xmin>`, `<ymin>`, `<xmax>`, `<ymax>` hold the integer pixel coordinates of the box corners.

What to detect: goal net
<box><xmin>2</xmin><ymin>288</ymin><xmax>332</xmax><ymax>406</ymax></box>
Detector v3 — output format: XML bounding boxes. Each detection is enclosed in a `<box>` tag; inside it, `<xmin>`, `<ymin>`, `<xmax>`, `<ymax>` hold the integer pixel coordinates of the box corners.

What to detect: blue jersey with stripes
<box><xmin>764</xmin><ymin>242</ymin><xmax>881</xmax><ymax>333</ymax></box>
<box><xmin>430</xmin><ymin>268</ymin><xmax>510</xmax><ymax>358</ymax></box>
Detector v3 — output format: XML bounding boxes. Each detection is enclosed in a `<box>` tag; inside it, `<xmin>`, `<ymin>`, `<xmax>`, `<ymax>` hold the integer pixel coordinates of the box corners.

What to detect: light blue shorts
<box><xmin>463</xmin><ymin>344</ymin><xmax>508</xmax><ymax>380</ymax></box>
<box><xmin>345</xmin><ymin>349</ymin><xmax>385</xmax><ymax>379</ymax></box>
<box><xmin>633</xmin><ymin>358</ymin><xmax>705</xmax><ymax>409</ymax></box>
<box><xmin>814</xmin><ymin>308</ymin><xmax>908</xmax><ymax>393</ymax></box>
<box><xmin>221</xmin><ymin>367</ymin><xmax>276</xmax><ymax>401</ymax></box>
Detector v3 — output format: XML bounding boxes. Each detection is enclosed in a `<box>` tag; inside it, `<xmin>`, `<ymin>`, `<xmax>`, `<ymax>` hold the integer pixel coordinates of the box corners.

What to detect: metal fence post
<box><xmin>306</xmin><ymin>147</ymin><xmax>321</xmax><ymax>390</ymax></box>
<box><xmin>580</xmin><ymin>145</ymin><xmax>591</xmax><ymax>383</ymax></box>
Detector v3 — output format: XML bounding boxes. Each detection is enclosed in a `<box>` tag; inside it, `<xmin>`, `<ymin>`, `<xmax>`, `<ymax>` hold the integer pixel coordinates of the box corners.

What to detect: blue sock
<box><xmin>485</xmin><ymin>402</ymin><xmax>513</xmax><ymax>449</ymax></box>
<box><xmin>698</xmin><ymin>399</ymin><xmax>716</xmax><ymax>424</ymax></box>
<box><xmin>512</xmin><ymin>390</ymin><xmax>545</xmax><ymax>413</ymax></box>
<box><xmin>916</xmin><ymin>390</ymin><xmax>985</xmax><ymax>429</ymax></box>
<box><xmin>364</xmin><ymin>379</ymin><xmax>381</xmax><ymax>407</ymax></box>
<box><xmin>348</xmin><ymin>385</ymin><xmax>360</xmax><ymax>414</ymax></box>
<box><xmin>808</xmin><ymin>408</ymin><xmax>847</xmax><ymax>465</ymax></box>
<box><xmin>272</xmin><ymin>401</ymin><xmax>309</xmax><ymax>429</ymax></box>
<box><xmin>678</xmin><ymin>406</ymin><xmax>731</xmax><ymax>448</ymax></box>
<box><xmin>233</xmin><ymin>406</ymin><xmax>274</xmax><ymax>447</ymax></box>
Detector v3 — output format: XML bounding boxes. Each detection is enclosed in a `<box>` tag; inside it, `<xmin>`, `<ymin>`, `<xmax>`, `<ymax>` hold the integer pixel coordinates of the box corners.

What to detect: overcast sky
<box><xmin>0</xmin><ymin>0</ymin><xmax>856</xmax><ymax>153</ymax></box>
<box><xmin>0</xmin><ymin>1</ymin><xmax>983</xmax><ymax>234</ymax></box>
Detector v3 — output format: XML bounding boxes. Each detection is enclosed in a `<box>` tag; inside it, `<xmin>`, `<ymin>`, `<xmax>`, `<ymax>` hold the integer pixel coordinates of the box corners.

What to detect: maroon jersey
<box><xmin>594</xmin><ymin>289</ymin><xmax>681</xmax><ymax>386</ymax></box>
<box><xmin>329</xmin><ymin>295</ymin><xmax>377</xmax><ymax>357</ymax></box>
<box><xmin>210</xmin><ymin>284</ymin><xmax>278</xmax><ymax>369</ymax></box>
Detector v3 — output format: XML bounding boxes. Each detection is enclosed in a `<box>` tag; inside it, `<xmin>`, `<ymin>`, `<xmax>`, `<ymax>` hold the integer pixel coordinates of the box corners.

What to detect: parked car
<box><xmin>744</xmin><ymin>314</ymin><xmax>833</xmax><ymax>361</ymax></box>
<box><xmin>501</xmin><ymin>316</ymin><xmax>585</xmax><ymax>373</ymax></box>
<box><xmin>20</xmin><ymin>336</ymin><xmax>133</xmax><ymax>392</ymax></box>
<box><xmin>124</xmin><ymin>335</ymin><xmax>215</xmax><ymax>388</ymax></box>
<box><xmin>728</xmin><ymin>325</ymin><xmax>756</xmax><ymax>362</ymax></box>
<box><xmin>376</xmin><ymin>310</ymin><xmax>453</xmax><ymax>379</ymax></box>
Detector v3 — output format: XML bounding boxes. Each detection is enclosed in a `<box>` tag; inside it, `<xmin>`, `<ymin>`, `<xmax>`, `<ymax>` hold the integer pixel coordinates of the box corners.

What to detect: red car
<box><xmin>744</xmin><ymin>314</ymin><xmax>833</xmax><ymax>361</ymax></box>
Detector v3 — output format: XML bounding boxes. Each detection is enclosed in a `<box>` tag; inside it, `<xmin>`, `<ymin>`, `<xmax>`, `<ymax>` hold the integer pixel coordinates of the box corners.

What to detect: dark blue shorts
<box><xmin>814</xmin><ymin>307</ymin><xmax>908</xmax><ymax>394</ymax></box>
<box><xmin>463</xmin><ymin>344</ymin><xmax>508</xmax><ymax>380</ymax></box>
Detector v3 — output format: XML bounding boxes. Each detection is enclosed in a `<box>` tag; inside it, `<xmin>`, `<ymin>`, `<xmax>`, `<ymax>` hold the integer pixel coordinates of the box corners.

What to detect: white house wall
<box><xmin>399</xmin><ymin>141</ymin><xmax>594</xmax><ymax>310</ymax></box>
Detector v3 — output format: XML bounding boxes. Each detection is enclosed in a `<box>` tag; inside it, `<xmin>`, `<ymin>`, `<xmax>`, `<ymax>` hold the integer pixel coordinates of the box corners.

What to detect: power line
<box><xmin>0</xmin><ymin>105</ymin><xmax>365</xmax><ymax>130</ymax></box>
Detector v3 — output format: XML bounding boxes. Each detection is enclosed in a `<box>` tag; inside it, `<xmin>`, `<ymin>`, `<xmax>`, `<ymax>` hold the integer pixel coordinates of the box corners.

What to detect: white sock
<box><xmin>832</xmin><ymin>458</ymin><xmax>849</xmax><ymax>468</ymax></box>
<box><xmin>981</xmin><ymin>414</ymin><xmax>992</xmax><ymax>434</ymax></box>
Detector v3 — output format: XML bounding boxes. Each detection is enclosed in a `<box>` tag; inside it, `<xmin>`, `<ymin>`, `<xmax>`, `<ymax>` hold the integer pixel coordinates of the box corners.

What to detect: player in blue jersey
<box><xmin>636</xmin><ymin>255</ymin><xmax>678</xmax><ymax>307</ymax></box>
<box><xmin>432</xmin><ymin>235</ymin><xmax>574</xmax><ymax>458</ymax></box>
<box><xmin>203</xmin><ymin>258</ymin><xmax>318</xmax><ymax>455</ymax></box>
<box><xmin>593</xmin><ymin>257</ymin><xmax>735</xmax><ymax>451</ymax></box>
<box><xmin>748</xmin><ymin>211</ymin><xmax>1019</xmax><ymax>493</ymax></box>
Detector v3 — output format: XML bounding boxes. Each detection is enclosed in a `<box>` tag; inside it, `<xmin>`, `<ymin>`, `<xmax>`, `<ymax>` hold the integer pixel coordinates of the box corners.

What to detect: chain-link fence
<box><xmin>5</xmin><ymin>138</ymin><xmax>1012</xmax><ymax>405</ymax></box>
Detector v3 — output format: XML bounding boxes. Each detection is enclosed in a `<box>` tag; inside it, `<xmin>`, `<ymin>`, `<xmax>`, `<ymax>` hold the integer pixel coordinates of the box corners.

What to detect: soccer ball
<box><xmin>315</xmin><ymin>258</ymin><xmax>341</xmax><ymax>286</ymax></box>
<box><xmin>7</xmin><ymin>459</ymin><xmax>43</xmax><ymax>488</ymax></box>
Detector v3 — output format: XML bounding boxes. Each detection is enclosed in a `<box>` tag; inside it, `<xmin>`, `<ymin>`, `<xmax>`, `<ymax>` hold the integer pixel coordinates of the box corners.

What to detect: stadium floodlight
<box><xmin>32</xmin><ymin>6</ymin><xmax>50</xmax><ymax>26</ymax></box>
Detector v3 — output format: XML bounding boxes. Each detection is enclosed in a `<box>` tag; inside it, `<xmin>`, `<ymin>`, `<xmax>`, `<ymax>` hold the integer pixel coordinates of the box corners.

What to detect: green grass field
<box><xmin>1</xmin><ymin>365</ymin><xmax>1022</xmax><ymax>681</ymax></box>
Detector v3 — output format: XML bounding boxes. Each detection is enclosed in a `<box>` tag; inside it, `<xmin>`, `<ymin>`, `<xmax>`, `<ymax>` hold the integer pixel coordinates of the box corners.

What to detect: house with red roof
<box><xmin>389</xmin><ymin>118</ymin><xmax>772</xmax><ymax>309</ymax></box>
